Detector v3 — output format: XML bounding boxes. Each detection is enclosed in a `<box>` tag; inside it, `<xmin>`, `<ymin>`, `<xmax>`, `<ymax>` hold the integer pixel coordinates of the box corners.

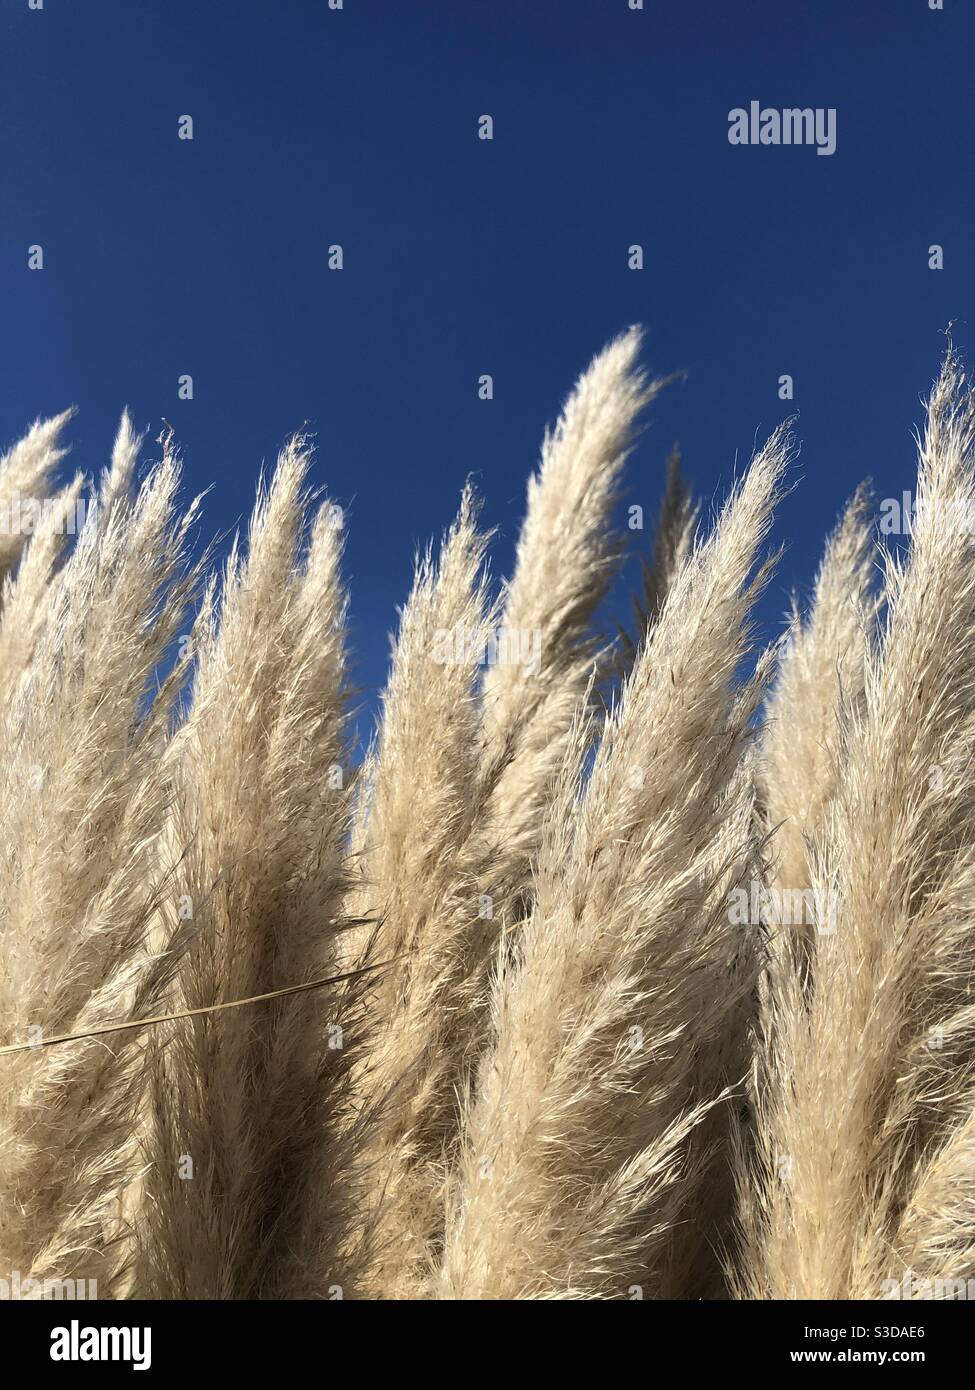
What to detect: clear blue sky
<box><xmin>3</xmin><ymin>0</ymin><xmax>972</xmax><ymax>725</ymax></box>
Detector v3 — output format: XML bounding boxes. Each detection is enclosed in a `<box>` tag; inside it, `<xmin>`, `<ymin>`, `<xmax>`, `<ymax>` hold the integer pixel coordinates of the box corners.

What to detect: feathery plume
<box><xmin>739</xmin><ymin>353</ymin><xmax>975</xmax><ymax>1299</ymax></box>
<box><xmin>0</xmin><ymin>422</ymin><xmax>202</xmax><ymax>1294</ymax></box>
<box><xmin>0</xmin><ymin>410</ymin><xmax>76</xmax><ymax>599</ymax></box>
<box><xmin>481</xmin><ymin>328</ymin><xmax>666</xmax><ymax>902</ymax></box>
<box><xmin>437</xmin><ymin>426</ymin><xmax>791</xmax><ymax>1300</ymax></box>
<box><xmin>617</xmin><ymin>443</ymin><xmax>697</xmax><ymax>675</ymax></box>
<box><xmin>0</xmin><ymin>474</ymin><xmax>84</xmax><ymax>704</ymax></box>
<box><xmin>351</xmin><ymin>487</ymin><xmax>503</xmax><ymax>1298</ymax></box>
<box><xmin>136</xmin><ymin>439</ymin><xmax>358</xmax><ymax>1299</ymax></box>
<box><xmin>759</xmin><ymin>484</ymin><xmax>876</xmax><ymax>967</ymax></box>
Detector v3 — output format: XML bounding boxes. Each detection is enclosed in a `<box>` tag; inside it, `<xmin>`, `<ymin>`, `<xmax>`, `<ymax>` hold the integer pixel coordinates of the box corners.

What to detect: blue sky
<box><xmin>3</xmin><ymin>0</ymin><xmax>973</xmax><ymax>728</ymax></box>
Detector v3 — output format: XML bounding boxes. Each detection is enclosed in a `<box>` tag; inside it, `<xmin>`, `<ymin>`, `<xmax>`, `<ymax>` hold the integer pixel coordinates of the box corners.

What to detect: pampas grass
<box><xmin>738</xmin><ymin>351</ymin><xmax>975</xmax><ymax>1300</ymax></box>
<box><xmin>481</xmin><ymin>328</ymin><xmax>667</xmax><ymax>903</ymax></box>
<box><xmin>435</xmin><ymin>425</ymin><xmax>789</xmax><ymax>1300</ymax></box>
<box><xmin>3</xmin><ymin>334</ymin><xmax>975</xmax><ymax>1301</ymax></box>
<box><xmin>137</xmin><ymin>440</ymin><xmax>360</xmax><ymax>1299</ymax></box>
<box><xmin>348</xmin><ymin>487</ymin><xmax>503</xmax><ymax>1297</ymax></box>
<box><xmin>0</xmin><ymin>424</ymin><xmax>203</xmax><ymax>1294</ymax></box>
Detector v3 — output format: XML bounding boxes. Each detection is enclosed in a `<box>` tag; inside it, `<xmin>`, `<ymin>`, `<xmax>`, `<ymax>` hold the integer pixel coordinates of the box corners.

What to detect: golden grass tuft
<box><xmin>2</xmin><ymin>338</ymin><xmax>973</xmax><ymax>1301</ymax></box>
